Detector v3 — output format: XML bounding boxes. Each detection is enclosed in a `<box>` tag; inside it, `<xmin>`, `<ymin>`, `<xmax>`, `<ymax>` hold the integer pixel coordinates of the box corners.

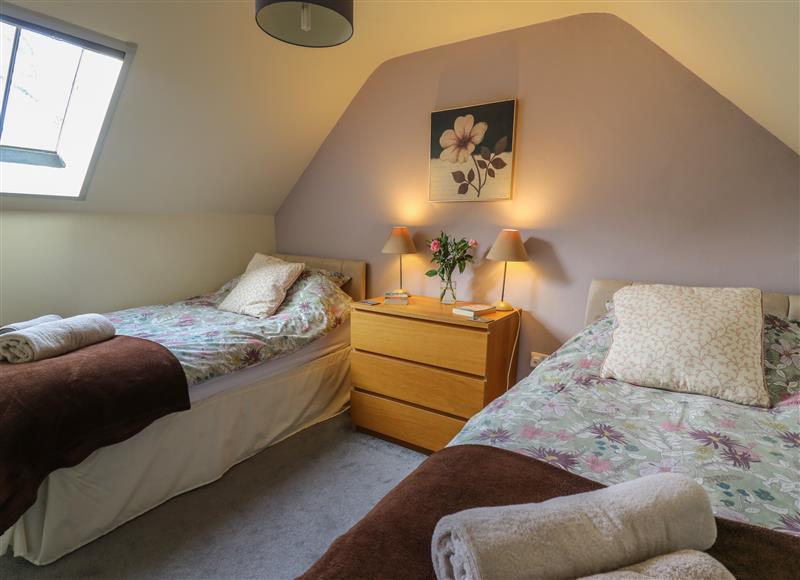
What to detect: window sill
<box><xmin>0</xmin><ymin>145</ymin><xmax>65</xmax><ymax>168</ymax></box>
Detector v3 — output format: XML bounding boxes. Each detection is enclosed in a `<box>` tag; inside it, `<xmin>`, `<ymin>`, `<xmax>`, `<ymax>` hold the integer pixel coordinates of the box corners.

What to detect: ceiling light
<box><xmin>255</xmin><ymin>1</ymin><xmax>353</xmax><ymax>48</ymax></box>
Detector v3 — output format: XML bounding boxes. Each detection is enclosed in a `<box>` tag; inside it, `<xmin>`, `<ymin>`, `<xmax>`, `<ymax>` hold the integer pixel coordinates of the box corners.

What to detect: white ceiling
<box><xmin>3</xmin><ymin>0</ymin><xmax>798</xmax><ymax>214</ymax></box>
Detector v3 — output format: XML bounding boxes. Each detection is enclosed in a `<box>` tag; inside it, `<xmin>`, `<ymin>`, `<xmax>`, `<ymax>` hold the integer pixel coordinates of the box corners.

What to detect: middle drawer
<box><xmin>351</xmin><ymin>350</ymin><xmax>486</xmax><ymax>419</ymax></box>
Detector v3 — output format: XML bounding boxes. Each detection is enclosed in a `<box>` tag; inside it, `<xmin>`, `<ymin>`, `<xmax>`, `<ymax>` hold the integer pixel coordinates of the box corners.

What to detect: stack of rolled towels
<box><xmin>0</xmin><ymin>314</ymin><xmax>116</xmax><ymax>364</ymax></box>
<box><xmin>431</xmin><ymin>473</ymin><xmax>733</xmax><ymax>580</ymax></box>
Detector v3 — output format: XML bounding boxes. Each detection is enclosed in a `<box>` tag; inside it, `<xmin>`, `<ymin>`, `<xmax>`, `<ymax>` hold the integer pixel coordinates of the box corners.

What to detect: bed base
<box><xmin>1</xmin><ymin>347</ymin><xmax>351</xmax><ymax>565</ymax></box>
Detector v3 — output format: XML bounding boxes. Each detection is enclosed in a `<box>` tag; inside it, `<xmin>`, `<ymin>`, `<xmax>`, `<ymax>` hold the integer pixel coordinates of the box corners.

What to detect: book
<box><xmin>384</xmin><ymin>290</ymin><xmax>409</xmax><ymax>305</ymax></box>
<box><xmin>383</xmin><ymin>297</ymin><xmax>409</xmax><ymax>305</ymax></box>
<box><xmin>452</xmin><ymin>304</ymin><xmax>496</xmax><ymax>319</ymax></box>
<box><xmin>384</xmin><ymin>291</ymin><xmax>409</xmax><ymax>298</ymax></box>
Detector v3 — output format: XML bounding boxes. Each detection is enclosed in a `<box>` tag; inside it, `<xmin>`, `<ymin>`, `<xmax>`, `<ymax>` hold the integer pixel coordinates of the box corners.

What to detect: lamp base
<box><xmin>389</xmin><ymin>288</ymin><xmax>410</xmax><ymax>295</ymax></box>
<box><xmin>493</xmin><ymin>300</ymin><xmax>514</xmax><ymax>311</ymax></box>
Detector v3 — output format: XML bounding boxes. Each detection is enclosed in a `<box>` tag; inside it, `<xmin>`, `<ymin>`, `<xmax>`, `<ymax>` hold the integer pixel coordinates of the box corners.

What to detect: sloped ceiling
<box><xmin>3</xmin><ymin>0</ymin><xmax>797</xmax><ymax>214</ymax></box>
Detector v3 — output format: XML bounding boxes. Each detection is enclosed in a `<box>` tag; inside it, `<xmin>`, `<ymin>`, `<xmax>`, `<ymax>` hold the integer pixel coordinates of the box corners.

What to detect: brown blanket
<box><xmin>0</xmin><ymin>335</ymin><xmax>189</xmax><ymax>533</ymax></box>
<box><xmin>302</xmin><ymin>445</ymin><xmax>800</xmax><ymax>580</ymax></box>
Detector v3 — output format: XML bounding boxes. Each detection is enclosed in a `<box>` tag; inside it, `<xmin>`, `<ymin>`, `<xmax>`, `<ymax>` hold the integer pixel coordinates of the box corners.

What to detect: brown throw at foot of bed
<box><xmin>301</xmin><ymin>445</ymin><xmax>800</xmax><ymax>580</ymax></box>
<box><xmin>0</xmin><ymin>335</ymin><xmax>190</xmax><ymax>533</ymax></box>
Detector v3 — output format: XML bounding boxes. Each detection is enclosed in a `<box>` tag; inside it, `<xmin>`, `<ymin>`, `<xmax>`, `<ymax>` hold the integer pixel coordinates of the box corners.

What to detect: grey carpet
<box><xmin>0</xmin><ymin>412</ymin><xmax>425</xmax><ymax>580</ymax></box>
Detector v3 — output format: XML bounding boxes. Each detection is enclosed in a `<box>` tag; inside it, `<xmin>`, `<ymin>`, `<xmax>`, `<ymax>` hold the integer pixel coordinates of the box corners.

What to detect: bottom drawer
<box><xmin>351</xmin><ymin>390</ymin><xmax>465</xmax><ymax>452</ymax></box>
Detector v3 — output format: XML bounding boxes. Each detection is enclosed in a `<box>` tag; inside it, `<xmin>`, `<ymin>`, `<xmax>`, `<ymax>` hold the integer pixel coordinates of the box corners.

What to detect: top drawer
<box><xmin>351</xmin><ymin>310</ymin><xmax>487</xmax><ymax>375</ymax></box>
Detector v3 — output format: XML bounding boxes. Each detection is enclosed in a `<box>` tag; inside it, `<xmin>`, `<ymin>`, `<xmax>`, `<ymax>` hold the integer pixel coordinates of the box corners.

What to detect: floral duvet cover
<box><xmin>106</xmin><ymin>270</ymin><xmax>352</xmax><ymax>387</ymax></box>
<box><xmin>451</xmin><ymin>313</ymin><xmax>800</xmax><ymax>534</ymax></box>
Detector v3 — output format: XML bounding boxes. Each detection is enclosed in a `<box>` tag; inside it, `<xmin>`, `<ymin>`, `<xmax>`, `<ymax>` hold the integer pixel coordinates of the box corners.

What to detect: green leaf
<box><xmin>425</xmin><ymin>269</ymin><xmax>438</xmax><ymax>277</ymax></box>
<box><xmin>458</xmin><ymin>262</ymin><xmax>465</xmax><ymax>274</ymax></box>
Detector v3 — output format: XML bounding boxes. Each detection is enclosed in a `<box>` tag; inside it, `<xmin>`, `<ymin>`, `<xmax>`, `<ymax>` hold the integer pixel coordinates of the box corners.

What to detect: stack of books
<box><xmin>383</xmin><ymin>291</ymin><xmax>409</xmax><ymax>305</ymax></box>
<box><xmin>452</xmin><ymin>304</ymin><xmax>496</xmax><ymax>320</ymax></box>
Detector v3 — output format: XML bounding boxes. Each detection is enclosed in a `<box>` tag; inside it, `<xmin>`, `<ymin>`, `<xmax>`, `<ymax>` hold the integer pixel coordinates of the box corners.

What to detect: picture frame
<box><xmin>429</xmin><ymin>99</ymin><xmax>517</xmax><ymax>202</ymax></box>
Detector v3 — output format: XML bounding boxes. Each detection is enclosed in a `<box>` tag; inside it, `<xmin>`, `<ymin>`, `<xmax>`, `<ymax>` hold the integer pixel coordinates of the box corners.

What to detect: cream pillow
<box><xmin>600</xmin><ymin>284</ymin><xmax>769</xmax><ymax>407</ymax></box>
<box><xmin>218</xmin><ymin>254</ymin><xmax>304</xmax><ymax>318</ymax></box>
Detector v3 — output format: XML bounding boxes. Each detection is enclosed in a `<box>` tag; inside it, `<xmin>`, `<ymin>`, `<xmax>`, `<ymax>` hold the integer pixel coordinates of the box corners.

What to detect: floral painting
<box><xmin>429</xmin><ymin>99</ymin><xmax>516</xmax><ymax>202</ymax></box>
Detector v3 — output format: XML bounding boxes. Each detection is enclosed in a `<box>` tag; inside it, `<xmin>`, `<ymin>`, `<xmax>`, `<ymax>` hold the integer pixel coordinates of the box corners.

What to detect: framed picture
<box><xmin>429</xmin><ymin>99</ymin><xmax>516</xmax><ymax>202</ymax></box>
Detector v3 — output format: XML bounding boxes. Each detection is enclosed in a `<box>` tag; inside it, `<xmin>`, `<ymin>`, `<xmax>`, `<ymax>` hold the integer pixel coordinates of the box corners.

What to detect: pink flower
<box><xmin>468</xmin><ymin>239</ymin><xmax>478</xmax><ymax>248</ymax></box>
<box><xmin>520</xmin><ymin>425</ymin><xmax>546</xmax><ymax>439</ymax></box>
<box><xmin>638</xmin><ymin>458</ymin><xmax>689</xmax><ymax>477</ymax></box>
<box><xmin>660</xmin><ymin>421</ymin><xmax>684</xmax><ymax>433</ymax></box>
<box><xmin>553</xmin><ymin>429</ymin><xmax>575</xmax><ymax>442</ymax></box>
<box><xmin>430</xmin><ymin>239</ymin><xmax>442</xmax><ymax>252</ymax></box>
<box><xmin>587</xmin><ymin>455</ymin><xmax>612</xmax><ymax>473</ymax></box>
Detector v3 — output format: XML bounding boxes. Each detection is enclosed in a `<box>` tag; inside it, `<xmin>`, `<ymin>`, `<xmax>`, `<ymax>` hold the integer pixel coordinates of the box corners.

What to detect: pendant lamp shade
<box><xmin>255</xmin><ymin>0</ymin><xmax>353</xmax><ymax>48</ymax></box>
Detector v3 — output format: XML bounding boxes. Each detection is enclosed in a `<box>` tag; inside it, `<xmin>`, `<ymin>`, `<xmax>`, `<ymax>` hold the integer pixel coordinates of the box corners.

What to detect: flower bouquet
<box><xmin>425</xmin><ymin>232</ymin><xmax>477</xmax><ymax>304</ymax></box>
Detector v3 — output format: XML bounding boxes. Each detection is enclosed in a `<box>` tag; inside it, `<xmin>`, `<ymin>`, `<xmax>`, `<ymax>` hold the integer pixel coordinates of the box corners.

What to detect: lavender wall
<box><xmin>276</xmin><ymin>13</ymin><xmax>799</xmax><ymax>376</ymax></box>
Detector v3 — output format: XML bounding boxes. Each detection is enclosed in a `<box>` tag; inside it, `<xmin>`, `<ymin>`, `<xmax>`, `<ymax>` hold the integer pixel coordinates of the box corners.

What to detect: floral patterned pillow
<box><xmin>305</xmin><ymin>268</ymin><xmax>351</xmax><ymax>288</ymax></box>
<box><xmin>764</xmin><ymin>314</ymin><xmax>800</xmax><ymax>405</ymax></box>
<box><xmin>601</xmin><ymin>285</ymin><xmax>770</xmax><ymax>407</ymax></box>
<box><xmin>218</xmin><ymin>255</ymin><xmax>305</xmax><ymax>318</ymax></box>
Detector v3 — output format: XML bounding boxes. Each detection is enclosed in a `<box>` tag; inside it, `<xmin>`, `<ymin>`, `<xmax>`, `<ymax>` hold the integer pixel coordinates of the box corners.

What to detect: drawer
<box><xmin>351</xmin><ymin>351</ymin><xmax>485</xmax><ymax>418</ymax></box>
<box><xmin>351</xmin><ymin>390</ymin><xmax>465</xmax><ymax>452</ymax></box>
<box><xmin>351</xmin><ymin>310</ymin><xmax>487</xmax><ymax>375</ymax></box>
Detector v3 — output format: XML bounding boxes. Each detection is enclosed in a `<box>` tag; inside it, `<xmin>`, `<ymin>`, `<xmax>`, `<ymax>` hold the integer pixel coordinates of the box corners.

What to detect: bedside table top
<box><xmin>352</xmin><ymin>296</ymin><xmax>519</xmax><ymax>328</ymax></box>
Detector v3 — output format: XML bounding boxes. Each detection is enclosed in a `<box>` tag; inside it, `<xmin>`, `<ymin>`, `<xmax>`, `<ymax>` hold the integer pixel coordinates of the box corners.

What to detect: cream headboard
<box><xmin>273</xmin><ymin>253</ymin><xmax>367</xmax><ymax>301</ymax></box>
<box><xmin>585</xmin><ymin>279</ymin><xmax>800</xmax><ymax>326</ymax></box>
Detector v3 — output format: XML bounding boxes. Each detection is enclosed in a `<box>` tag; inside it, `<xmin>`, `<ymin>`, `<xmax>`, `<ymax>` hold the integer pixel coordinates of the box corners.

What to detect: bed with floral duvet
<box><xmin>106</xmin><ymin>268</ymin><xmax>352</xmax><ymax>387</ymax></box>
<box><xmin>451</xmin><ymin>312</ymin><xmax>800</xmax><ymax>535</ymax></box>
<box><xmin>1</xmin><ymin>266</ymin><xmax>358</xmax><ymax>566</ymax></box>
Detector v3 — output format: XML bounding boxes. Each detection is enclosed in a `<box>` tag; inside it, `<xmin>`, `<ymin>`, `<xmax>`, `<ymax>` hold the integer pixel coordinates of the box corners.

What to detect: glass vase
<box><xmin>440</xmin><ymin>279</ymin><xmax>457</xmax><ymax>304</ymax></box>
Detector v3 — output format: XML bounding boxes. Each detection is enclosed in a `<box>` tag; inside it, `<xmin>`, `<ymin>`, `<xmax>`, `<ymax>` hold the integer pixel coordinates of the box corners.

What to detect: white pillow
<box><xmin>218</xmin><ymin>254</ymin><xmax>304</xmax><ymax>318</ymax></box>
<box><xmin>600</xmin><ymin>284</ymin><xmax>769</xmax><ymax>407</ymax></box>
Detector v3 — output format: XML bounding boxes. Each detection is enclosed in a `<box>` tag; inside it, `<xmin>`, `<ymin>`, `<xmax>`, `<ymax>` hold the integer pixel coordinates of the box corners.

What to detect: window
<box><xmin>0</xmin><ymin>7</ymin><xmax>133</xmax><ymax>199</ymax></box>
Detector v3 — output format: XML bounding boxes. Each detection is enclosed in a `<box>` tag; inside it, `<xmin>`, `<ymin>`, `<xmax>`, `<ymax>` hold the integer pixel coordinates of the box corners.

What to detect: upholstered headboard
<box><xmin>585</xmin><ymin>279</ymin><xmax>800</xmax><ymax>326</ymax></box>
<box><xmin>273</xmin><ymin>253</ymin><xmax>367</xmax><ymax>301</ymax></box>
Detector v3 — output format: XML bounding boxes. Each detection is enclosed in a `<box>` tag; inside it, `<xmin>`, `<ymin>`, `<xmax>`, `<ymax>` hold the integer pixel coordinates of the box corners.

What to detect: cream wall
<box><xmin>0</xmin><ymin>212</ymin><xmax>275</xmax><ymax>324</ymax></box>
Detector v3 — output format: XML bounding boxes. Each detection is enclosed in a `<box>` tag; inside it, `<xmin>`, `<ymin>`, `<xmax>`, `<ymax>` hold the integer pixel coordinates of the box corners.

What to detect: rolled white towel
<box><xmin>0</xmin><ymin>314</ymin><xmax>116</xmax><ymax>364</ymax></box>
<box><xmin>580</xmin><ymin>549</ymin><xmax>734</xmax><ymax>580</ymax></box>
<box><xmin>431</xmin><ymin>473</ymin><xmax>717</xmax><ymax>580</ymax></box>
<box><xmin>0</xmin><ymin>314</ymin><xmax>62</xmax><ymax>335</ymax></box>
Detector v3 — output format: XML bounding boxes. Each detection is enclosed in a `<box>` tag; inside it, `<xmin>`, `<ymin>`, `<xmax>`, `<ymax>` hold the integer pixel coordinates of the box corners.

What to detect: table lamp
<box><xmin>486</xmin><ymin>228</ymin><xmax>528</xmax><ymax>311</ymax></box>
<box><xmin>381</xmin><ymin>226</ymin><xmax>416</xmax><ymax>294</ymax></box>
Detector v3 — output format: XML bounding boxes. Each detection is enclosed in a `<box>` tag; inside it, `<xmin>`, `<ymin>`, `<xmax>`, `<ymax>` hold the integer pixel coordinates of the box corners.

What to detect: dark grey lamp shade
<box><xmin>255</xmin><ymin>0</ymin><xmax>353</xmax><ymax>47</ymax></box>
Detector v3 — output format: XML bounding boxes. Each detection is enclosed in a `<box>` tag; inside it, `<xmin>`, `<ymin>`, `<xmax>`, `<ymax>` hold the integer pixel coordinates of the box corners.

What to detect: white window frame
<box><xmin>0</xmin><ymin>3</ymin><xmax>135</xmax><ymax>200</ymax></box>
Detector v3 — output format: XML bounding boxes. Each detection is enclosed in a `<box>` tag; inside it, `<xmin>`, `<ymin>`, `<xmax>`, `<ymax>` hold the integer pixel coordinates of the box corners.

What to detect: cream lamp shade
<box><xmin>486</xmin><ymin>229</ymin><xmax>528</xmax><ymax>311</ymax></box>
<box><xmin>381</xmin><ymin>226</ymin><xmax>416</xmax><ymax>255</ymax></box>
<box><xmin>382</xmin><ymin>226</ymin><xmax>416</xmax><ymax>295</ymax></box>
<box><xmin>486</xmin><ymin>228</ymin><xmax>528</xmax><ymax>262</ymax></box>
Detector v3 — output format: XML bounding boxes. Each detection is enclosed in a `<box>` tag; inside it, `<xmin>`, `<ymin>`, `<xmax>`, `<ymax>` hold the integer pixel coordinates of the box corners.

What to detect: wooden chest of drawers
<box><xmin>350</xmin><ymin>296</ymin><xmax>520</xmax><ymax>452</ymax></box>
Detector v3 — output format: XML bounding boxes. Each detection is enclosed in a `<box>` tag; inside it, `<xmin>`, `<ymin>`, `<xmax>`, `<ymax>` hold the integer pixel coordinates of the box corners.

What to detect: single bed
<box><xmin>302</xmin><ymin>279</ymin><xmax>800</xmax><ymax>580</ymax></box>
<box><xmin>452</xmin><ymin>280</ymin><xmax>800</xmax><ymax>532</ymax></box>
<box><xmin>1</xmin><ymin>254</ymin><xmax>366</xmax><ymax>566</ymax></box>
